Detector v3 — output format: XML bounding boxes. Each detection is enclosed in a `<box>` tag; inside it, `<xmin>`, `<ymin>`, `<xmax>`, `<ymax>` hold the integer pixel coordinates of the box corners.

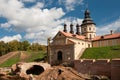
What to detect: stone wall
<box><xmin>50</xmin><ymin>44</ymin><xmax>74</xmax><ymax>65</ymax></box>
<box><xmin>111</xmin><ymin>59</ymin><xmax>120</xmax><ymax>80</ymax></box>
<box><xmin>74</xmin><ymin>59</ymin><xmax>120</xmax><ymax>80</ymax></box>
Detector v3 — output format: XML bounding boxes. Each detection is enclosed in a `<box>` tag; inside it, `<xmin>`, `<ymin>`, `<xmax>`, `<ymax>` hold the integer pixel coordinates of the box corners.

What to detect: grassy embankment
<box><xmin>81</xmin><ymin>45</ymin><xmax>120</xmax><ymax>59</ymax></box>
<box><xmin>0</xmin><ymin>51</ymin><xmax>46</xmax><ymax>67</ymax></box>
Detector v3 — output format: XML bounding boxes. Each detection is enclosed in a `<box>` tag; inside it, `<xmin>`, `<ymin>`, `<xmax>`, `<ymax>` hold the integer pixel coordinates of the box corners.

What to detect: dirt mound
<box><xmin>36</xmin><ymin>66</ymin><xmax>87</xmax><ymax>80</ymax></box>
<box><xmin>1</xmin><ymin>65</ymin><xmax>89</xmax><ymax>80</ymax></box>
<box><xmin>0</xmin><ymin>64</ymin><xmax>109</xmax><ymax>80</ymax></box>
<box><xmin>0</xmin><ymin>75</ymin><xmax>27</xmax><ymax>80</ymax></box>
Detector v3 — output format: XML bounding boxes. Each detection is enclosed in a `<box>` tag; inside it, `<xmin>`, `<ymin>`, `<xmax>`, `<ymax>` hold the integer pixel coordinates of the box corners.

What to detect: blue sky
<box><xmin>0</xmin><ymin>0</ymin><xmax>120</xmax><ymax>44</ymax></box>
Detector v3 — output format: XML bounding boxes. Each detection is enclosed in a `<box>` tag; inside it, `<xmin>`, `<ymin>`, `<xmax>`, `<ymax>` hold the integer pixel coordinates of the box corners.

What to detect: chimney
<box><xmin>70</xmin><ymin>23</ymin><xmax>74</xmax><ymax>34</ymax></box>
<box><xmin>63</xmin><ymin>23</ymin><xmax>67</xmax><ymax>32</ymax></box>
<box><xmin>110</xmin><ymin>30</ymin><xmax>113</xmax><ymax>34</ymax></box>
<box><xmin>76</xmin><ymin>24</ymin><xmax>80</xmax><ymax>35</ymax></box>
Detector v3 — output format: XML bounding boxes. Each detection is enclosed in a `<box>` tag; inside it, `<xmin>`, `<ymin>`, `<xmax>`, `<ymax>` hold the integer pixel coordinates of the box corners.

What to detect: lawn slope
<box><xmin>81</xmin><ymin>45</ymin><xmax>120</xmax><ymax>59</ymax></box>
<box><xmin>0</xmin><ymin>51</ymin><xmax>46</xmax><ymax>67</ymax></box>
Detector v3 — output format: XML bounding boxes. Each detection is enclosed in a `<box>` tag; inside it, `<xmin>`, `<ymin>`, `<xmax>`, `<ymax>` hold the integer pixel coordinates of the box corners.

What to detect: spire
<box><xmin>81</xmin><ymin>9</ymin><xmax>95</xmax><ymax>26</ymax></box>
<box><xmin>76</xmin><ymin>24</ymin><xmax>80</xmax><ymax>35</ymax></box>
<box><xmin>85</xmin><ymin>9</ymin><xmax>90</xmax><ymax>18</ymax></box>
<box><xmin>70</xmin><ymin>23</ymin><xmax>74</xmax><ymax>34</ymax></box>
<box><xmin>63</xmin><ymin>23</ymin><xmax>67</xmax><ymax>32</ymax></box>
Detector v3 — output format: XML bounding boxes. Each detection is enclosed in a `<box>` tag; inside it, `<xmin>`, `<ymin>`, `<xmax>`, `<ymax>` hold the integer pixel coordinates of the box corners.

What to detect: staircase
<box><xmin>76</xmin><ymin>48</ymin><xmax>86</xmax><ymax>59</ymax></box>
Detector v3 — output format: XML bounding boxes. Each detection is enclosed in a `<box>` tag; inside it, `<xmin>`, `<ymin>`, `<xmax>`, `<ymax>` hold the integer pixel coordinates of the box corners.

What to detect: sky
<box><xmin>0</xmin><ymin>0</ymin><xmax>120</xmax><ymax>44</ymax></box>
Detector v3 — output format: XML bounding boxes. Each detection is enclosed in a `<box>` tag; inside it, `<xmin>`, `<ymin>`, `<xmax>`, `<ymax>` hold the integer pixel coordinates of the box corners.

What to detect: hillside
<box><xmin>81</xmin><ymin>45</ymin><xmax>120</xmax><ymax>59</ymax></box>
<box><xmin>0</xmin><ymin>51</ymin><xmax>46</xmax><ymax>67</ymax></box>
<box><xmin>0</xmin><ymin>51</ymin><xmax>19</xmax><ymax>64</ymax></box>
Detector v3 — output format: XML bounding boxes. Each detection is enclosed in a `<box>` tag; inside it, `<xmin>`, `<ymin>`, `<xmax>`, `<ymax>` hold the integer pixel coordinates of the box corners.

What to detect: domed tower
<box><xmin>81</xmin><ymin>9</ymin><xmax>96</xmax><ymax>40</ymax></box>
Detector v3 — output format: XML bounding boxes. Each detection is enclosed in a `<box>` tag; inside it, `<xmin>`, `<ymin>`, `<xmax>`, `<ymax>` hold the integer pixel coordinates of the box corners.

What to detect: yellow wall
<box><xmin>93</xmin><ymin>38</ymin><xmax>120</xmax><ymax>47</ymax></box>
<box><xmin>68</xmin><ymin>38</ymin><xmax>92</xmax><ymax>59</ymax></box>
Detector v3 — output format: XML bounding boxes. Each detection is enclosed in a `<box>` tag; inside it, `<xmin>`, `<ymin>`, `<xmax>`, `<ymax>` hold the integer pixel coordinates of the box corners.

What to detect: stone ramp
<box><xmin>0</xmin><ymin>51</ymin><xmax>19</xmax><ymax>64</ymax></box>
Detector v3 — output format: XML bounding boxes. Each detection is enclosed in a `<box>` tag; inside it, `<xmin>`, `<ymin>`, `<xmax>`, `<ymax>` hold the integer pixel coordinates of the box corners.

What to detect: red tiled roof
<box><xmin>67</xmin><ymin>39</ymin><xmax>76</xmax><ymax>44</ymax></box>
<box><xmin>93</xmin><ymin>33</ymin><xmax>120</xmax><ymax>41</ymax></box>
<box><xmin>60</xmin><ymin>31</ymin><xmax>85</xmax><ymax>40</ymax></box>
<box><xmin>58</xmin><ymin>31</ymin><xmax>120</xmax><ymax>41</ymax></box>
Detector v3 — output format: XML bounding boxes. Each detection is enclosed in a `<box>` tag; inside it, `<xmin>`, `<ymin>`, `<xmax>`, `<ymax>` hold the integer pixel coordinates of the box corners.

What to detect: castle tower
<box><xmin>81</xmin><ymin>9</ymin><xmax>96</xmax><ymax>40</ymax></box>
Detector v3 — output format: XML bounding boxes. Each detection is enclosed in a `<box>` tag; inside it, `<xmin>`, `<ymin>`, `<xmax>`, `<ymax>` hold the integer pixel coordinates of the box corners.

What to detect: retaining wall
<box><xmin>74</xmin><ymin>59</ymin><xmax>120</xmax><ymax>80</ymax></box>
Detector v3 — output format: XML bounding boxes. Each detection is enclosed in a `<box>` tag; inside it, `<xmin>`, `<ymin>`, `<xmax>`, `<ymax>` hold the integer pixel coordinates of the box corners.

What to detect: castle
<box><xmin>48</xmin><ymin>9</ymin><xmax>120</xmax><ymax>65</ymax></box>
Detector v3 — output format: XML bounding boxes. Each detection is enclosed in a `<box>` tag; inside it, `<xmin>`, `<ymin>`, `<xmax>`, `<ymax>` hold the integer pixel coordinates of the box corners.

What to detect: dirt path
<box><xmin>20</xmin><ymin>51</ymin><xmax>28</xmax><ymax>62</ymax></box>
<box><xmin>0</xmin><ymin>51</ymin><xmax>19</xmax><ymax>64</ymax></box>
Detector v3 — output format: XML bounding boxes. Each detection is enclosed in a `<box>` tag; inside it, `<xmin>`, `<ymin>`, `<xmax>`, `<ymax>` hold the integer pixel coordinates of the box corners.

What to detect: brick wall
<box><xmin>74</xmin><ymin>59</ymin><xmax>120</xmax><ymax>80</ymax></box>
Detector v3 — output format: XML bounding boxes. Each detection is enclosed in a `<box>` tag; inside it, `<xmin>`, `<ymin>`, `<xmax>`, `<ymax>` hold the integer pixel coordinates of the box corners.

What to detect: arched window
<box><xmin>89</xmin><ymin>27</ymin><xmax>91</xmax><ymax>30</ymax></box>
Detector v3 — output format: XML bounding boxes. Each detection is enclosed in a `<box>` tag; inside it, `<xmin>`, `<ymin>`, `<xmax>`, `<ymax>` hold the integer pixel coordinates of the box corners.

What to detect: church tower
<box><xmin>81</xmin><ymin>9</ymin><xmax>96</xmax><ymax>40</ymax></box>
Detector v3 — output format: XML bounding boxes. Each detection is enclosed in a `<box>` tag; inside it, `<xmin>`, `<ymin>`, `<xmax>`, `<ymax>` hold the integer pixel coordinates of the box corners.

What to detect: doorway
<box><xmin>57</xmin><ymin>51</ymin><xmax>63</xmax><ymax>64</ymax></box>
<box><xmin>88</xmin><ymin>44</ymin><xmax>90</xmax><ymax>48</ymax></box>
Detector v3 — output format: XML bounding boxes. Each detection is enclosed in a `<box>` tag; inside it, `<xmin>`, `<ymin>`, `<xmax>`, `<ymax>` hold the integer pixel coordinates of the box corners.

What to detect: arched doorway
<box><xmin>57</xmin><ymin>51</ymin><xmax>63</xmax><ymax>64</ymax></box>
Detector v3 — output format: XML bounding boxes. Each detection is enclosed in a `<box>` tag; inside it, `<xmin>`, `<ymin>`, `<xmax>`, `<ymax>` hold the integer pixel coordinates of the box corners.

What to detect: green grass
<box><xmin>81</xmin><ymin>45</ymin><xmax>120</xmax><ymax>59</ymax></box>
<box><xmin>0</xmin><ymin>53</ymin><xmax>20</xmax><ymax>67</ymax></box>
<box><xmin>25</xmin><ymin>51</ymin><xmax>46</xmax><ymax>62</ymax></box>
<box><xmin>0</xmin><ymin>51</ymin><xmax>46</xmax><ymax>67</ymax></box>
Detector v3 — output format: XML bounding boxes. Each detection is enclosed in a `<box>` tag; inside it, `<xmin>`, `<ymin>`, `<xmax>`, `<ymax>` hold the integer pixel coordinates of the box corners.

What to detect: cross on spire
<box><xmin>86</xmin><ymin>2</ymin><xmax>89</xmax><ymax>9</ymax></box>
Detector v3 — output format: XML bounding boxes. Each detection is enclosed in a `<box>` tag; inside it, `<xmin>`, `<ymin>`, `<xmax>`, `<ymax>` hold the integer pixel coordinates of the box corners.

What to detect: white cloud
<box><xmin>20</xmin><ymin>0</ymin><xmax>36</xmax><ymax>2</ymax></box>
<box><xmin>0</xmin><ymin>34</ymin><xmax>22</xmax><ymax>43</ymax></box>
<box><xmin>0</xmin><ymin>0</ymin><xmax>65</xmax><ymax>44</ymax></box>
<box><xmin>24</xmin><ymin>17</ymin><xmax>83</xmax><ymax>44</ymax></box>
<box><xmin>32</xmin><ymin>2</ymin><xmax>44</xmax><ymax>8</ymax></box>
<box><xmin>0</xmin><ymin>23</ymin><xmax>11</xmax><ymax>28</ymax></box>
<box><xmin>97</xmin><ymin>18</ymin><xmax>120</xmax><ymax>36</ymax></box>
<box><xmin>59</xmin><ymin>0</ymin><xmax>83</xmax><ymax>11</ymax></box>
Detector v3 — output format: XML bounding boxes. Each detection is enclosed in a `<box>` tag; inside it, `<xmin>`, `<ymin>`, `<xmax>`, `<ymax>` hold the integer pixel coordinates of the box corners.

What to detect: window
<box><xmin>59</xmin><ymin>34</ymin><xmax>61</xmax><ymax>36</ymax></box>
<box><xmin>89</xmin><ymin>27</ymin><xmax>91</xmax><ymax>30</ymax></box>
<box><xmin>90</xmin><ymin>34</ymin><xmax>92</xmax><ymax>39</ymax></box>
<box><xmin>84</xmin><ymin>28</ymin><xmax>86</xmax><ymax>31</ymax></box>
<box><xmin>88</xmin><ymin>44</ymin><xmax>90</xmax><ymax>48</ymax></box>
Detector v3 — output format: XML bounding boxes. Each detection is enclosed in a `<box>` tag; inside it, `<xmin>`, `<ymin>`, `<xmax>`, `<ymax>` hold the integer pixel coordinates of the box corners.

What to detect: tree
<box><xmin>0</xmin><ymin>40</ymin><xmax>46</xmax><ymax>56</ymax></box>
<box><xmin>28</xmin><ymin>43</ymin><xmax>46</xmax><ymax>52</ymax></box>
<box><xmin>0</xmin><ymin>41</ymin><xmax>7</xmax><ymax>55</ymax></box>
<box><xmin>7</xmin><ymin>40</ymin><xmax>20</xmax><ymax>51</ymax></box>
<box><xmin>21</xmin><ymin>40</ymin><xmax>30</xmax><ymax>51</ymax></box>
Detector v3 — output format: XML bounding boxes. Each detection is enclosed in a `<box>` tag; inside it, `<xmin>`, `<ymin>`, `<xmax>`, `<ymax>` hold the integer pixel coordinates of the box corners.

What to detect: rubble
<box><xmin>11</xmin><ymin>62</ymin><xmax>51</xmax><ymax>78</ymax></box>
<box><xmin>36</xmin><ymin>66</ymin><xmax>86</xmax><ymax>80</ymax></box>
<box><xmin>0</xmin><ymin>62</ymin><xmax>110</xmax><ymax>80</ymax></box>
